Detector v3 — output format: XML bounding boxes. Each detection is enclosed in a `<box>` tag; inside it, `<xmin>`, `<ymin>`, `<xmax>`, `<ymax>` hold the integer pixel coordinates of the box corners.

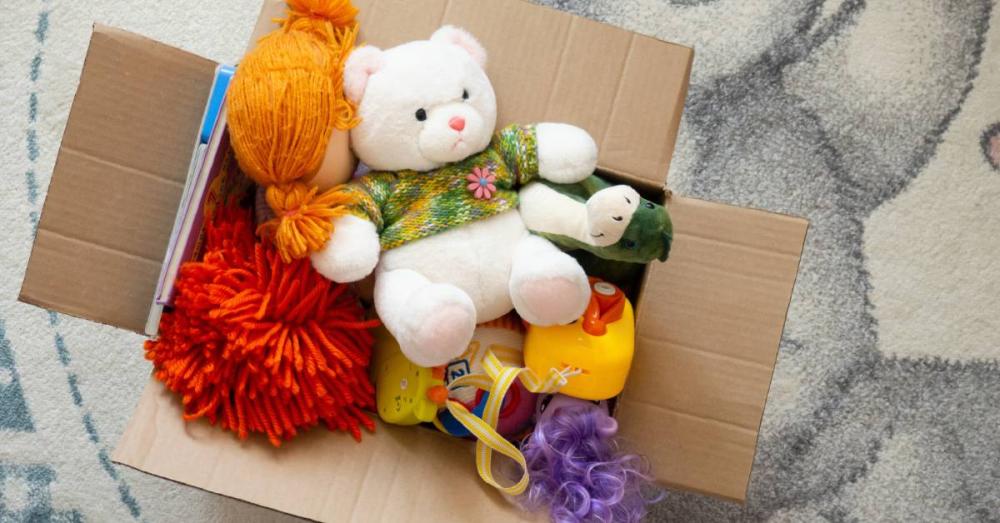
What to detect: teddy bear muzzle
<box><xmin>417</xmin><ymin>102</ymin><xmax>491</xmax><ymax>164</ymax></box>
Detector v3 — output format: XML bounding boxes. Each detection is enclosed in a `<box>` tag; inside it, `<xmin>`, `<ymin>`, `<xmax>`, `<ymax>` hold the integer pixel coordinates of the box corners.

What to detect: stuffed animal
<box><xmin>311</xmin><ymin>26</ymin><xmax>626</xmax><ymax>367</ymax></box>
<box><xmin>519</xmin><ymin>175</ymin><xmax>673</xmax><ymax>263</ymax></box>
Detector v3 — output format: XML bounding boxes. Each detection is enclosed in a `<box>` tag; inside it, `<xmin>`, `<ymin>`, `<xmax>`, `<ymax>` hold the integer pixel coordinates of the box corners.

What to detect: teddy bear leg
<box><xmin>509</xmin><ymin>235</ymin><xmax>591</xmax><ymax>326</ymax></box>
<box><xmin>375</xmin><ymin>268</ymin><xmax>477</xmax><ymax>367</ymax></box>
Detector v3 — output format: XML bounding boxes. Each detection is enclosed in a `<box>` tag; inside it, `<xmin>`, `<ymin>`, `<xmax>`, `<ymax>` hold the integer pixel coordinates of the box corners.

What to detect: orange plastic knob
<box><xmin>426</xmin><ymin>385</ymin><xmax>449</xmax><ymax>406</ymax></box>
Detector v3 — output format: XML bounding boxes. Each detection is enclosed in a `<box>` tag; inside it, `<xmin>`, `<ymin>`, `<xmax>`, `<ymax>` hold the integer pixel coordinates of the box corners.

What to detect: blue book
<box><xmin>147</xmin><ymin>64</ymin><xmax>236</xmax><ymax>335</ymax></box>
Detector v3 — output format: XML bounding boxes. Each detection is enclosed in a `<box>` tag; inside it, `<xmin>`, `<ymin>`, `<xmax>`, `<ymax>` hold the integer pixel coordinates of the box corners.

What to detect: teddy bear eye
<box><xmin>462</xmin><ymin>89</ymin><xmax>469</xmax><ymax>100</ymax></box>
<box><xmin>644</xmin><ymin>202</ymin><xmax>655</xmax><ymax>209</ymax></box>
<box><xmin>623</xmin><ymin>239</ymin><xmax>637</xmax><ymax>249</ymax></box>
<box><xmin>415</xmin><ymin>108</ymin><xmax>427</xmax><ymax>121</ymax></box>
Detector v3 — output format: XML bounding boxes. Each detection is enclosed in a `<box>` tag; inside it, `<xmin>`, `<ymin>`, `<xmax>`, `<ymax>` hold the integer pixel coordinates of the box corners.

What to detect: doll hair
<box><xmin>145</xmin><ymin>195</ymin><xmax>379</xmax><ymax>445</ymax></box>
<box><xmin>227</xmin><ymin>0</ymin><xmax>362</xmax><ymax>263</ymax></box>
<box><xmin>520</xmin><ymin>396</ymin><xmax>662</xmax><ymax>523</ymax></box>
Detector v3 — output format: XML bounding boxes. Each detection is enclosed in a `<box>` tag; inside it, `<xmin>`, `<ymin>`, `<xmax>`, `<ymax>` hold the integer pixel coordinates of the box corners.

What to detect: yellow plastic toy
<box><xmin>372</xmin><ymin>327</ymin><xmax>449</xmax><ymax>425</ymax></box>
<box><xmin>523</xmin><ymin>279</ymin><xmax>635</xmax><ymax>400</ymax></box>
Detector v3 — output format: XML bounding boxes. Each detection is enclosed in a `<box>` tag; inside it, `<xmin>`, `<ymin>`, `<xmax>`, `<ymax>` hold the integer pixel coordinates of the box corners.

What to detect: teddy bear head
<box><xmin>344</xmin><ymin>26</ymin><xmax>497</xmax><ymax>172</ymax></box>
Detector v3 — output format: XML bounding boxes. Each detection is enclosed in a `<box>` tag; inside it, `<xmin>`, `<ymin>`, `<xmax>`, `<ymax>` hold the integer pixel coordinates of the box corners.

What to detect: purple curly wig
<box><xmin>519</xmin><ymin>395</ymin><xmax>662</xmax><ymax>523</ymax></box>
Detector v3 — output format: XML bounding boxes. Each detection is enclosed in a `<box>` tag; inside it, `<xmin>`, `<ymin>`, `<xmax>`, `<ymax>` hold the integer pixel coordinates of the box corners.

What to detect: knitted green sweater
<box><xmin>343</xmin><ymin>124</ymin><xmax>540</xmax><ymax>251</ymax></box>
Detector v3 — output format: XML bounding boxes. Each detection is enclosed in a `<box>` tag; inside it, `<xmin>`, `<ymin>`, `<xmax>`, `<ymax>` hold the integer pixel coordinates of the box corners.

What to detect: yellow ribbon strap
<box><xmin>437</xmin><ymin>350</ymin><xmax>577</xmax><ymax>495</ymax></box>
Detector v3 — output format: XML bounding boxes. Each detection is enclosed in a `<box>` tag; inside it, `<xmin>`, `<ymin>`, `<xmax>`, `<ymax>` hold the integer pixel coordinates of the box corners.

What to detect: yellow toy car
<box><xmin>523</xmin><ymin>280</ymin><xmax>635</xmax><ymax>400</ymax></box>
<box><xmin>372</xmin><ymin>327</ymin><xmax>448</xmax><ymax>425</ymax></box>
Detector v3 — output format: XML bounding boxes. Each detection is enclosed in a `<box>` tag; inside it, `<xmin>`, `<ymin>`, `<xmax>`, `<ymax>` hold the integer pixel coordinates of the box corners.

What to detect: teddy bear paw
<box><xmin>310</xmin><ymin>215</ymin><xmax>381</xmax><ymax>283</ymax></box>
<box><xmin>514</xmin><ymin>274</ymin><xmax>591</xmax><ymax>326</ymax></box>
<box><xmin>398</xmin><ymin>284</ymin><xmax>477</xmax><ymax>367</ymax></box>
<box><xmin>536</xmin><ymin>123</ymin><xmax>598</xmax><ymax>184</ymax></box>
<box><xmin>585</xmin><ymin>185</ymin><xmax>641</xmax><ymax>247</ymax></box>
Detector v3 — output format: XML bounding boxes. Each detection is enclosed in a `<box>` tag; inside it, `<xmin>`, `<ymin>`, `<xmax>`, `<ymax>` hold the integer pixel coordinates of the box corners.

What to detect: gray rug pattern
<box><xmin>2</xmin><ymin>0</ymin><xmax>999</xmax><ymax>521</ymax></box>
<box><xmin>531</xmin><ymin>0</ymin><xmax>1000</xmax><ymax>521</ymax></box>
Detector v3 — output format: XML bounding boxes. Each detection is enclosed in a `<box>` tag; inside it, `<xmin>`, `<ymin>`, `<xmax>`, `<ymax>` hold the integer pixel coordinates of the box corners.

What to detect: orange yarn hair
<box><xmin>227</xmin><ymin>0</ymin><xmax>362</xmax><ymax>263</ymax></box>
<box><xmin>145</xmin><ymin>201</ymin><xmax>379</xmax><ymax>445</ymax></box>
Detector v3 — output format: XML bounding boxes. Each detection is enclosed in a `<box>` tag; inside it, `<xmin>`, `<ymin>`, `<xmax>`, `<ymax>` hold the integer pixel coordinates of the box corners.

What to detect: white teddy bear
<box><xmin>311</xmin><ymin>26</ymin><xmax>607</xmax><ymax>367</ymax></box>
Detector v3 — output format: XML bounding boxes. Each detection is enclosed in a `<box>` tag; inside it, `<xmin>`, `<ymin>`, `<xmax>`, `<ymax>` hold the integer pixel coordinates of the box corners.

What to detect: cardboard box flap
<box><xmin>113</xmin><ymin>194</ymin><xmax>807</xmax><ymax>519</ymax></box>
<box><xmin>19</xmin><ymin>26</ymin><xmax>217</xmax><ymax>333</ymax></box>
<box><xmin>353</xmin><ymin>0</ymin><xmax>692</xmax><ymax>186</ymax></box>
<box><xmin>108</xmin><ymin>0</ymin><xmax>802</xmax><ymax>511</ymax></box>
<box><xmin>114</xmin><ymin>379</ymin><xmax>535</xmax><ymax>523</ymax></box>
<box><xmin>616</xmin><ymin>196</ymin><xmax>809</xmax><ymax>502</ymax></box>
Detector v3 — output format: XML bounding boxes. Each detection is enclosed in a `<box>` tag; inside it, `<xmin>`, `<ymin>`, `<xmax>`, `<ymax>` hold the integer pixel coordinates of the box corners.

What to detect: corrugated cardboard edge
<box><xmin>616</xmin><ymin>196</ymin><xmax>809</xmax><ymax>502</ymax></box>
<box><xmin>17</xmin><ymin>25</ymin><xmax>116</xmax><ymax>327</ymax></box>
<box><xmin>743</xmin><ymin>211</ymin><xmax>810</xmax><ymax>499</ymax></box>
<box><xmin>19</xmin><ymin>24</ymin><xmax>217</xmax><ymax>333</ymax></box>
<box><xmin>113</xmin><ymin>377</ymin><xmax>540</xmax><ymax>523</ymax></box>
<box><xmin>352</xmin><ymin>0</ymin><xmax>693</xmax><ymax>186</ymax></box>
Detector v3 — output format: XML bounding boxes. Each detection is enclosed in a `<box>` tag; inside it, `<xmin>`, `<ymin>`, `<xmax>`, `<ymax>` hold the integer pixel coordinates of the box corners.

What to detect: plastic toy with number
<box><xmin>372</xmin><ymin>327</ymin><xmax>449</xmax><ymax>425</ymax></box>
<box><xmin>437</xmin><ymin>380</ymin><xmax>537</xmax><ymax>438</ymax></box>
<box><xmin>437</xmin><ymin>316</ymin><xmax>538</xmax><ymax>438</ymax></box>
<box><xmin>523</xmin><ymin>279</ymin><xmax>635</xmax><ymax>400</ymax></box>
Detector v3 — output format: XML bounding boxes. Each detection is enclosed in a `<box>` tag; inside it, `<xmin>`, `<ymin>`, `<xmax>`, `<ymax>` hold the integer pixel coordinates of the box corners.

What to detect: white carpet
<box><xmin>1</xmin><ymin>2</ymin><xmax>303</xmax><ymax>521</ymax></box>
<box><xmin>2</xmin><ymin>0</ymin><xmax>999</xmax><ymax>521</ymax></box>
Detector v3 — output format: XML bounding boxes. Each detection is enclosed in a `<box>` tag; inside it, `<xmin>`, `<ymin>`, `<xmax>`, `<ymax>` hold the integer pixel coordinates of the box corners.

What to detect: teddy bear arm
<box><xmin>492</xmin><ymin>124</ymin><xmax>541</xmax><ymax>186</ymax></box>
<box><xmin>310</xmin><ymin>214</ymin><xmax>381</xmax><ymax>283</ymax></box>
<box><xmin>340</xmin><ymin>171</ymin><xmax>400</xmax><ymax>231</ymax></box>
<box><xmin>535</xmin><ymin>123</ymin><xmax>599</xmax><ymax>184</ymax></box>
<box><xmin>307</xmin><ymin>174</ymin><xmax>401</xmax><ymax>283</ymax></box>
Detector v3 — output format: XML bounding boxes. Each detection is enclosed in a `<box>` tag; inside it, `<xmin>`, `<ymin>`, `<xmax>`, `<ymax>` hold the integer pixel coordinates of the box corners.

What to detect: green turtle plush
<box><xmin>519</xmin><ymin>175</ymin><xmax>672</xmax><ymax>264</ymax></box>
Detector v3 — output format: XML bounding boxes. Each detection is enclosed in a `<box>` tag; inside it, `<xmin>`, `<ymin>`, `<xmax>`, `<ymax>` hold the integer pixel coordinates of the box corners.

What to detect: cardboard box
<box><xmin>19</xmin><ymin>0</ymin><xmax>808</xmax><ymax>520</ymax></box>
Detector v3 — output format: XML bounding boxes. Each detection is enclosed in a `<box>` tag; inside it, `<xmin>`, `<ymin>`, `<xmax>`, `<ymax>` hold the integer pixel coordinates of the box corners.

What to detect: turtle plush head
<box><xmin>601</xmin><ymin>196</ymin><xmax>672</xmax><ymax>263</ymax></box>
<box><xmin>521</xmin><ymin>174</ymin><xmax>674</xmax><ymax>264</ymax></box>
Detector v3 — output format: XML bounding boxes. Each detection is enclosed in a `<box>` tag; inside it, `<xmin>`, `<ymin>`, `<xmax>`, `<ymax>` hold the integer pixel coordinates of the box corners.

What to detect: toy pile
<box><xmin>144</xmin><ymin>1</ymin><xmax>673</xmax><ymax>521</ymax></box>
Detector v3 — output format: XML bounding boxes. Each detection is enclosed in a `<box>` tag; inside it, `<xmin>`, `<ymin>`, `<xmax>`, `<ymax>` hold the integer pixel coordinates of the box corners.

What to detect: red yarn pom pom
<box><xmin>145</xmin><ymin>202</ymin><xmax>378</xmax><ymax>446</ymax></box>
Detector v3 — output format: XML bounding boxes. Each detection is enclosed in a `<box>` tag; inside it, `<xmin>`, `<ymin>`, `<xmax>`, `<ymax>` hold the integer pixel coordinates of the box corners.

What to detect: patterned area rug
<box><xmin>1</xmin><ymin>0</ymin><xmax>998</xmax><ymax>521</ymax></box>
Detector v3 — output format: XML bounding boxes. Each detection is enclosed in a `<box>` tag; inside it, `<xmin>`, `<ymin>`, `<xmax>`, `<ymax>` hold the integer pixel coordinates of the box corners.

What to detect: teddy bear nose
<box><xmin>449</xmin><ymin>116</ymin><xmax>466</xmax><ymax>131</ymax></box>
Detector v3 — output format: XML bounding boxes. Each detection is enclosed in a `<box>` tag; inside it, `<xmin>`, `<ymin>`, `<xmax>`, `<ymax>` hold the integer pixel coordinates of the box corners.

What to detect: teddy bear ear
<box><xmin>344</xmin><ymin>45</ymin><xmax>384</xmax><ymax>103</ymax></box>
<box><xmin>430</xmin><ymin>25</ymin><xmax>487</xmax><ymax>68</ymax></box>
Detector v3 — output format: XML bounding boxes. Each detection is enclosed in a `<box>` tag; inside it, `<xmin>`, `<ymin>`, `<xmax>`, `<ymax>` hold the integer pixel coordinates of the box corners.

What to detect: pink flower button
<box><xmin>466</xmin><ymin>166</ymin><xmax>497</xmax><ymax>200</ymax></box>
